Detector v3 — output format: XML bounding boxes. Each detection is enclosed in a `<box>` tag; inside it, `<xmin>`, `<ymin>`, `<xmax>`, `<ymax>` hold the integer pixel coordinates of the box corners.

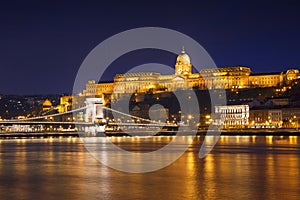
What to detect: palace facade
<box><xmin>82</xmin><ymin>48</ymin><xmax>300</xmax><ymax>98</ymax></box>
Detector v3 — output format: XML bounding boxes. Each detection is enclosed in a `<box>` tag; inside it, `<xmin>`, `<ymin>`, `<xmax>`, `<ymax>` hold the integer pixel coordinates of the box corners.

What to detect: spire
<box><xmin>181</xmin><ymin>46</ymin><xmax>185</xmax><ymax>54</ymax></box>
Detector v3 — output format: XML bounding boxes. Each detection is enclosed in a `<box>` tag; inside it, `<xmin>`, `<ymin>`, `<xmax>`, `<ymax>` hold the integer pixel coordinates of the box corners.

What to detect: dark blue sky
<box><xmin>1</xmin><ymin>0</ymin><xmax>300</xmax><ymax>95</ymax></box>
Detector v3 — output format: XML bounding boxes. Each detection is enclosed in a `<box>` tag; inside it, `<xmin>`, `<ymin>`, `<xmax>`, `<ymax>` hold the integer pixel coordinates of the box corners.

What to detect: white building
<box><xmin>214</xmin><ymin>105</ymin><xmax>249</xmax><ymax>128</ymax></box>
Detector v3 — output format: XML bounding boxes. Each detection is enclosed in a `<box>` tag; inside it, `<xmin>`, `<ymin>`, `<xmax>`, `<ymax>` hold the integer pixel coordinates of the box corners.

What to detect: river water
<box><xmin>0</xmin><ymin>135</ymin><xmax>299</xmax><ymax>200</ymax></box>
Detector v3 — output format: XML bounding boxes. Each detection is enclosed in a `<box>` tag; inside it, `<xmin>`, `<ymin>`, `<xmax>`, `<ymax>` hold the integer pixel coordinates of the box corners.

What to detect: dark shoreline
<box><xmin>0</xmin><ymin>129</ymin><xmax>299</xmax><ymax>139</ymax></box>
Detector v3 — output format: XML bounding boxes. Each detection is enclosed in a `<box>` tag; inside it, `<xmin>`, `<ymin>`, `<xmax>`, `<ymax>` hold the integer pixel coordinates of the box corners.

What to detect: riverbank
<box><xmin>0</xmin><ymin>129</ymin><xmax>299</xmax><ymax>139</ymax></box>
<box><xmin>0</xmin><ymin>132</ymin><xmax>80</xmax><ymax>139</ymax></box>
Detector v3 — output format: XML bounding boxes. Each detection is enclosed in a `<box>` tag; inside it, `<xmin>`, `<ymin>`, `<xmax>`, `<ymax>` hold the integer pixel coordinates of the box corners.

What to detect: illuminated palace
<box><xmin>82</xmin><ymin>48</ymin><xmax>300</xmax><ymax>98</ymax></box>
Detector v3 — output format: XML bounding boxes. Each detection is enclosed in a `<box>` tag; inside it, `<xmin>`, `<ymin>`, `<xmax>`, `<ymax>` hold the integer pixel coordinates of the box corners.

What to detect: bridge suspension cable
<box><xmin>4</xmin><ymin>103</ymin><xmax>167</xmax><ymax>126</ymax></box>
<box><xmin>41</xmin><ymin>106</ymin><xmax>58</xmax><ymax>116</ymax></box>
<box><xmin>103</xmin><ymin>107</ymin><xmax>166</xmax><ymax>125</ymax></box>
<box><xmin>6</xmin><ymin>106</ymin><xmax>87</xmax><ymax>122</ymax></box>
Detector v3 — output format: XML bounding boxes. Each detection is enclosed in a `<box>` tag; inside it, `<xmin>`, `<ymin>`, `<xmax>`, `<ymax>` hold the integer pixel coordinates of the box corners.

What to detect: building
<box><xmin>249</xmin><ymin>107</ymin><xmax>300</xmax><ymax>128</ymax></box>
<box><xmin>268</xmin><ymin>109</ymin><xmax>283</xmax><ymax>127</ymax></box>
<box><xmin>81</xmin><ymin>48</ymin><xmax>300</xmax><ymax>99</ymax></box>
<box><xmin>214</xmin><ymin>105</ymin><xmax>249</xmax><ymax>129</ymax></box>
<box><xmin>42</xmin><ymin>99</ymin><xmax>52</xmax><ymax>112</ymax></box>
<box><xmin>281</xmin><ymin>107</ymin><xmax>300</xmax><ymax>128</ymax></box>
<box><xmin>250</xmin><ymin>109</ymin><xmax>283</xmax><ymax>128</ymax></box>
<box><xmin>57</xmin><ymin>96</ymin><xmax>72</xmax><ymax>113</ymax></box>
<box><xmin>249</xmin><ymin>109</ymin><xmax>269</xmax><ymax>127</ymax></box>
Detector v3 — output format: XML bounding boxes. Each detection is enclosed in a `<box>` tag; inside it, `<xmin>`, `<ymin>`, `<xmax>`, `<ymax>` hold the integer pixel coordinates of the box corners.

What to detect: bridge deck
<box><xmin>0</xmin><ymin>121</ymin><xmax>180</xmax><ymax>127</ymax></box>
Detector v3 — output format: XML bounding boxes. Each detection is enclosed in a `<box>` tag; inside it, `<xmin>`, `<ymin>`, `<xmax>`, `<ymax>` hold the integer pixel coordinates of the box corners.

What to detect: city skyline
<box><xmin>1</xmin><ymin>1</ymin><xmax>300</xmax><ymax>94</ymax></box>
<box><xmin>1</xmin><ymin>2</ymin><xmax>300</xmax><ymax>199</ymax></box>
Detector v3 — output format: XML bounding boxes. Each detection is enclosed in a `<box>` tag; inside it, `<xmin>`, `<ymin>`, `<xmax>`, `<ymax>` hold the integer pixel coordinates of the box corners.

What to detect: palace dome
<box><xmin>176</xmin><ymin>47</ymin><xmax>190</xmax><ymax>64</ymax></box>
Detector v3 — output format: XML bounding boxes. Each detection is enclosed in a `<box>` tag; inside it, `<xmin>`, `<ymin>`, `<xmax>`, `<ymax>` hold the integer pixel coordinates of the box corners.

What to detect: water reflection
<box><xmin>0</xmin><ymin>136</ymin><xmax>299</xmax><ymax>199</ymax></box>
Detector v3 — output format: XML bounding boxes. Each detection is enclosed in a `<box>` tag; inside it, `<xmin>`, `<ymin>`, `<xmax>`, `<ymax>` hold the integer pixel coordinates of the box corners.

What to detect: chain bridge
<box><xmin>0</xmin><ymin>98</ymin><xmax>180</xmax><ymax>134</ymax></box>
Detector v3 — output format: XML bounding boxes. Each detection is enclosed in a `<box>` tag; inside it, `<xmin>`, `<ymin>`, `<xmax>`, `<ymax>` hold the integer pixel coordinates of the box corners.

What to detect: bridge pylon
<box><xmin>84</xmin><ymin>98</ymin><xmax>105</xmax><ymax>133</ymax></box>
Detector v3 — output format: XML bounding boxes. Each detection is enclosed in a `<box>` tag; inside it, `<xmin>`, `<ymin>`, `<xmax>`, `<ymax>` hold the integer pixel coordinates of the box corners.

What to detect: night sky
<box><xmin>1</xmin><ymin>0</ymin><xmax>300</xmax><ymax>95</ymax></box>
